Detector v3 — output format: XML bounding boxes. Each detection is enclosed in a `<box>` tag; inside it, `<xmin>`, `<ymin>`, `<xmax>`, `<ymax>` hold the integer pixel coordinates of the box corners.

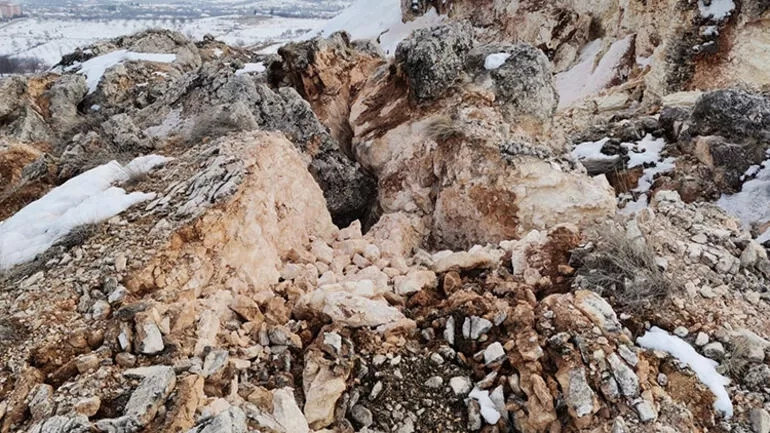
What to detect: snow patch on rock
<box><xmin>718</xmin><ymin>153</ymin><xmax>770</xmax><ymax>243</ymax></box>
<box><xmin>235</xmin><ymin>62</ymin><xmax>266</xmax><ymax>76</ymax></box>
<box><xmin>698</xmin><ymin>0</ymin><xmax>735</xmax><ymax>20</ymax></box>
<box><xmin>556</xmin><ymin>36</ymin><xmax>634</xmax><ymax>109</ymax></box>
<box><xmin>66</xmin><ymin>49</ymin><xmax>177</xmax><ymax>93</ymax></box>
<box><xmin>484</xmin><ymin>53</ymin><xmax>511</xmax><ymax>70</ymax></box>
<box><xmin>0</xmin><ymin>155</ymin><xmax>170</xmax><ymax>271</ymax></box>
<box><xmin>637</xmin><ymin>326</ymin><xmax>733</xmax><ymax>418</ymax></box>
<box><xmin>573</xmin><ymin>134</ymin><xmax>675</xmax><ymax>214</ymax></box>
<box><xmin>320</xmin><ymin>0</ymin><xmax>445</xmax><ymax>56</ymax></box>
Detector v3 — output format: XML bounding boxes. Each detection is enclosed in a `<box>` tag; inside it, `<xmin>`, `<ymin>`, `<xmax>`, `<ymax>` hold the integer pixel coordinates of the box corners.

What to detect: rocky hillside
<box><xmin>2</xmin><ymin>1</ymin><xmax>770</xmax><ymax>433</ymax></box>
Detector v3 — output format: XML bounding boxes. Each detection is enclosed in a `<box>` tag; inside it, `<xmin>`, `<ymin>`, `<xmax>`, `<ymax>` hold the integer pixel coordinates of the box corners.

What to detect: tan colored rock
<box><xmin>162</xmin><ymin>374</ymin><xmax>204</xmax><ymax>432</ymax></box>
<box><xmin>125</xmin><ymin>132</ymin><xmax>336</xmax><ymax>298</ymax></box>
<box><xmin>74</xmin><ymin>397</ymin><xmax>101</xmax><ymax>418</ymax></box>
<box><xmin>229</xmin><ymin>295</ymin><xmax>265</xmax><ymax>324</ymax></box>
<box><xmin>272</xmin><ymin>388</ymin><xmax>310</xmax><ymax>433</ymax></box>
<box><xmin>432</xmin><ymin>246</ymin><xmax>504</xmax><ymax>273</ymax></box>
<box><xmin>302</xmin><ymin>352</ymin><xmax>349</xmax><ymax>429</ymax></box>
<box><xmin>364</xmin><ymin>212</ymin><xmax>429</xmax><ymax>258</ymax></box>
<box><xmin>394</xmin><ymin>270</ymin><xmax>437</xmax><ymax>295</ymax></box>
<box><xmin>1</xmin><ymin>368</ymin><xmax>43</xmax><ymax>433</ymax></box>
<box><xmin>276</xmin><ymin>32</ymin><xmax>385</xmax><ymax>152</ymax></box>
<box><xmin>300</xmin><ymin>282</ymin><xmax>410</xmax><ymax>329</ymax></box>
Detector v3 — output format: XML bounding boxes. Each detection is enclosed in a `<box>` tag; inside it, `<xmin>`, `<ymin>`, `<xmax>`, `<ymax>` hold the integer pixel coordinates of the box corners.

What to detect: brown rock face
<box><xmin>275</xmin><ymin>32</ymin><xmax>386</xmax><ymax>155</ymax></box>
<box><xmin>345</xmin><ymin>38</ymin><xmax>615</xmax><ymax>249</ymax></box>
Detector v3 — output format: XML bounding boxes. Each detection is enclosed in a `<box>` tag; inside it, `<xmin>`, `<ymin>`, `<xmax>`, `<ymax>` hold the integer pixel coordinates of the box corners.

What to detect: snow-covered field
<box><xmin>0</xmin><ymin>0</ymin><xmax>448</xmax><ymax>67</ymax></box>
<box><xmin>0</xmin><ymin>15</ymin><xmax>325</xmax><ymax>66</ymax></box>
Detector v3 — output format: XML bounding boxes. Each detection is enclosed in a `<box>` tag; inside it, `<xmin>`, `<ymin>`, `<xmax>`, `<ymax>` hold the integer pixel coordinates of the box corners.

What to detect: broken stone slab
<box><xmin>28</xmin><ymin>416</ymin><xmax>91</xmax><ymax>433</ymax></box>
<box><xmin>95</xmin><ymin>366</ymin><xmax>176</xmax><ymax>433</ymax></box>
<box><xmin>556</xmin><ymin>366</ymin><xmax>597</xmax><ymax>424</ymax></box>
<box><xmin>28</xmin><ymin>384</ymin><xmax>55</xmax><ymax>421</ymax></box>
<box><xmin>450</xmin><ymin>376</ymin><xmax>472</xmax><ymax>396</ymax></box>
<box><xmin>634</xmin><ymin>399</ymin><xmax>657</xmax><ymax>423</ymax></box>
<box><xmin>303</xmin><ymin>352</ymin><xmax>349</xmax><ymax>429</ymax></box>
<box><xmin>574</xmin><ymin>291</ymin><xmax>622</xmax><ymax>334</ymax></box>
<box><xmin>431</xmin><ymin>247</ymin><xmax>503</xmax><ymax>274</ymax></box>
<box><xmin>394</xmin><ymin>270</ymin><xmax>437</xmax><ymax>295</ymax></box>
<box><xmin>134</xmin><ymin>315</ymin><xmax>164</xmax><ymax>355</ymax></box>
<box><xmin>606</xmin><ymin>353</ymin><xmax>639</xmax><ymax>398</ymax></box>
<box><xmin>462</xmin><ymin>316</ymin><xmax>493</xmax><ymax>340</ymax></box>
<box><xmin>751</xmin><ymin>408</ymin><xmax>770</xmax><ymax>433</ymax></box>
<box><xmin>301</xmin><ymin>285</ymin><xmax>408</xmax><ymax>329</ymax></box>
<box><xmin>202</xmin><ymin>350</ymin><xmax>229</xmax><ymax>377</ymax></box>
<box><xmin>483</xmin><ymin>342</ymin><xmax>505</xmax><ymax>366</ymax></box>
<box><xmin>185</xmin><ymin>406</ymin><xmax>246</xmax><ymax>433</ymax></box>
<box><xmin>272</xmin><ymin>388</ymin><xmax>310</xmax><ymax>433</ymax></box>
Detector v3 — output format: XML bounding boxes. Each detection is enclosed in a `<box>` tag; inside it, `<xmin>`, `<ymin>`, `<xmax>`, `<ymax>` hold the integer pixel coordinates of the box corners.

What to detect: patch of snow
<box><xmin>90</xmin><ymin>104</ymin><xmax>101</xmax><ymax>112</ymax></box>
<box><xmin>626</xmin><ymin>135</ymin><xmax>675</xmax><ymax>192</ymax></box>
<box><xmin>718</xmin><ymin>154</ymin><xmax>770</xmax><ymax>242</ymax></box>
<box><xmin>636</xmin><ymin>56</ymin><xmax>652</xmax><ymax>68</ymax></box>
<box><xmin>572</xmin><ymin>135</ymin><xmax>673</xmax><ymax>193</ymax></box>
<box><xmin>742</xmin><ymin>164</ymin><xmax>761</xmax><ymax>181</ymax></box>
<box><xmin>0</xmin><ymin>16</ymin><xmax>326</xmax><ymax>67</ymax></box>
<box><xmin>319</xmin><ymin>0</ymin><xmax>445</xmax><ymax>56</ymax></box>
<box><xmin>702</xmin><ymin>26</ymin><xmax>720</xmax><ymax>37</ymax></box>
<box><xmin>574</xmin><ymin>135</ymin><xmax>676</xmax><ymax>215</ymax></box>
<box><xmin>571</xmin><ymin>137</ymin><xmax>615</xmax><ymax>162</ymax></box>
<box><xmin>213</xmin><ymin>48</ymin><xmax>224</xmax><ymax>57</ymax></box>
<box><xmin>0</xmin><ymin>155</ymin><xmax>170</xmax><ymax>272</ymax></box>
<box><xmin>67</xmin><ymin>49</ymin><xmax>177</xmax><ymax>94</ymax></box>
<box><xmin>619</xmin><ymin>194</ymin><xmax>650</xmax><ymax>215</ymax></box>
<box><xmin>484</xmin><ymin>53</ymin><xmax>511</xmax><ymax>70</ymax></box>
<box><xmin>698</xmin><ymin>0</ymin><xmax>735</xmax><ymax>20</ymax></box>
<box><xmin>468</xmin><ymin>388</ymin><xmax>501</xmax><ymax>425</ymax></box>
<box><xmin>235</xmin><ymin>62</ymin><xmax>266</xmax><ymax>75</ymax></box>
<box><xmin>556</xmin><ymin>35</ymin><xmax>634</xmax><ymax>109</ymax></box>
<box><xmin>637</xmin><ymin>327</ymin><xmax>733</xmax><ymax>418</ymax></box>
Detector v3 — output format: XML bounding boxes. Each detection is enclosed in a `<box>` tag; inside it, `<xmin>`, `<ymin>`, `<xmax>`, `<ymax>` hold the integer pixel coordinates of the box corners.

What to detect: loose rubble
<box><xmin>2</xmin><ymin>2</ymin><xmax>770</xmax><ymax>433</ymax></box>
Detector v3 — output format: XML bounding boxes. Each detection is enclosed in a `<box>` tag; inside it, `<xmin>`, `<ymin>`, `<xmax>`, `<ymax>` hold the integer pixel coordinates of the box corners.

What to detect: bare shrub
<box><xmin>0</xmin><ymin>55</ymin><xmax>45</xmax><ymax>75</ymax></box>
<box><xmin>718</xmin><ymin>335</ymin><xmax>751</xmax><ymax>378</ymax></box>
<box><xmin>425</xmin><ymin>115</ymin><xmax>463</xmax><ymax>141</ymax></box>
<box><xmin>571</xmin><ymin>223</ymin><xmax>670</xmax><ymax>312</ymax></box>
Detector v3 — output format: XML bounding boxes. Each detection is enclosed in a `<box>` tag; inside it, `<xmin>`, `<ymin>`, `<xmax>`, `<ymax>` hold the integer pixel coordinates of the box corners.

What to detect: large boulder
<box><xmin>125</xmin><ymin>131</ymin><xmax>338</xmax><ymax>295</ymax></box>
<box><xmin>274</xmin><ymin>32</ymin><xmax>385</xmax><ymax>152</ymax></box>
<box><xmin>0</xmin><ymin>76</ymin><xmax>55</xmax><ymax>144</ymax></box>
<box><xmin>467</xmin><ymin>44</ymin><xmax>558</xmax><ymax>121</ymax></box>
<box><xmin>395</xmin><ymin>22</ymin><xmax>473</xmax><ymax>101</ymax></box>
<box><xmin>350</xmin><ymin>42</ymin><xmax>614</xmax><ymax>249</ymax></box>
<box><xmin>689</xmin><ymin>89</ymin><xmax>770</xmax><ymax>143</ymax></box>
<box><xmin>133</xmin><ymin>67</ymin><xmax>377</xmax><ymax>227</ymax></box>
<box><xmin>45</xmin><ymin>74</ymin><xmax>88</xmax><ymax>135</ymax></box>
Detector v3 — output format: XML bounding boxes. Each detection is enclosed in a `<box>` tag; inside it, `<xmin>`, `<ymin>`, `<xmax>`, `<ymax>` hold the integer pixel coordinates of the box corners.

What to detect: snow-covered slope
<box><xmin>319</xmin><ymin>0</ymin><xmax>444</xmax><ymax>55</ymax></box>
<box><xmin>66</xmin><ymin>50</ymin><xmax>177</xmax><ymax>93</ymax></box>
<box><xmin>0</xmin><ymin>15</ymin><xmax>324</xmax><ymax>66</ymax></box>
<box><xmin>0</xmin><ymin>156</ymin><xmax>170</xmax><ymax>271</ymax></box>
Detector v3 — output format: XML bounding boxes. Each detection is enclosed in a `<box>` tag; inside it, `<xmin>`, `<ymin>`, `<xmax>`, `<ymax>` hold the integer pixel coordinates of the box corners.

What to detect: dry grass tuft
<box><xmin>718</xmin><ymin>335</ymin><xmax>751</xmax><ymax>378</ymax></box>
<box><xmin>425</xmin><ymin>115</ymin><xmax>463</xmax><ymax>141</ymax></box>
<box><xmin>572</xmin><ymin>223</ymin><xmax>670</xmax><ymax>313</ymax></box>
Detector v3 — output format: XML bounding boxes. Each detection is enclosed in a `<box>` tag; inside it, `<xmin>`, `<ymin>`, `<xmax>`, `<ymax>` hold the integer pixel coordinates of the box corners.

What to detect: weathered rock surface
<box><xmin>4</xmin><ymin>4</ymin><xmax>770</xmax><ymax>433</ymax></box>
<box><xmin>396</xmin><ymin>22</ymin><xmax>473</xmax><ymax>101</ymax></box>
